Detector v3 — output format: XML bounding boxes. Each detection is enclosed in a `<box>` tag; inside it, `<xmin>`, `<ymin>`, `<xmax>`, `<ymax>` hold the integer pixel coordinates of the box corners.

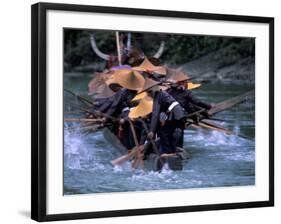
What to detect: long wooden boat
<box><xmin>103</xmin><ymin>128</ymin><xmax>190</xmax><ymax>171</ymax></box>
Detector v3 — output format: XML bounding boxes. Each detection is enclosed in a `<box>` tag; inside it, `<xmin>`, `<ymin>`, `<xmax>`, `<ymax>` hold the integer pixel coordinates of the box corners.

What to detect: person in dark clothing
<box><xmin>104</xmin><ymin>69</ymin><xmax>145</xmax><ymax>118</ymax></box>
<box><xmin>168</xmin><ymin>86</ymin><xmax>211</xmax><ymax>118</ymax></box>
<box><xmin>167</xmin><ymin>71</ymin><xmax>212</xmax><ymax>115</ymax></box>
<box><xmin>128</xmin><ymin>96</ymin><xmax>154</xmax><ymax>158</ymax></box>
<box><xmin>105</xmin><ymin>88</ymin><xmax>137</xmax><ymax>117</ymax></box>
<box><xmin>166</xmin><ymin>71</ymin><xmax>212</xmax><ymax>147</ymax></box>
<box><xmin>103</xmin><ymin>69</ymin><xmax>145</xmax><ymax>150</ymax></box>
<box><xmin>138</xmin><ymin>78</ymin><xmax>186</xmax><ymax>155</ymax></box>
<box><xmin>105</xmin><ymin>88</ymin><xmax>138</xmax><ymax>150</ymax></box>
<box><xmin>87</xmin><ymin>71</ymin><xmax>121</xmax><ymax>115</ymax></box>
<box><xmin>91</xmin><ymin>94</ymin><xmax>116</xmax><ymax>114</ymax></box>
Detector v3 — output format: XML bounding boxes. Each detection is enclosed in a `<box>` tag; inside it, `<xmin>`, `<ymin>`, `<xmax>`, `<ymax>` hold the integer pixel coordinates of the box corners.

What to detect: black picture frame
<box><xmin>31</xmin><ymin>2</ymin><xmax>274</xmax><ymax>222</ymax></box>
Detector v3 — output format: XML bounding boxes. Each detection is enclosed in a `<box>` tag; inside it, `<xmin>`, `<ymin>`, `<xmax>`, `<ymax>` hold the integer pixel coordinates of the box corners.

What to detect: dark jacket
<box><xmin>105</xmin><ymin>88</ymin><xmax>137</xmax><ymax>117</ymax></box>
<box><xmin>168</xmin><ymin>87</ymin><xmax>211</xmax><ymax>113</ymax></box>
<box><xmin>150</xmin><ymin>90</ymin><xmax>185</xmax><ymax>133</ymax></box>
<box><xmin>92</xmin><ymin>96</ymin><xmax>114</xmax><ymax>113</ymax></box>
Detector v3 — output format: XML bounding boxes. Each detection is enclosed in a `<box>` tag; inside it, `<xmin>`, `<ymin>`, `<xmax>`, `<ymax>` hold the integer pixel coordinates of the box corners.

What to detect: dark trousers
<box><xmin>174</xmin><ymin>127</ymin><xmax>184</xmax><ymax>148</ymax></box>
<box><xmin>158</xmin><ymin>121</ymin><xmax>174</xmax><ymax>154</ymax></box>
<box><xmin>158</xmin><ymin>120</ymin><xmax>183</xmax><ymax>154</ymax></box>
<box><xmin>175</xmin><ymin>123</ymin><xmax>185</xmax><ymax>148</ymax></box>
<box><xmin>121</xmin><ymin>121</ymin><xmax>135</xmax><ymax>150</ymax></box>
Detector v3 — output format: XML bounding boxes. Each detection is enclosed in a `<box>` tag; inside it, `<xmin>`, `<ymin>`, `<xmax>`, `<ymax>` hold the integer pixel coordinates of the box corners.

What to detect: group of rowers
<box><xmin>88</xmin><ymin>57</ymin><xmax>213</xmax><ymax>158</ymax></box>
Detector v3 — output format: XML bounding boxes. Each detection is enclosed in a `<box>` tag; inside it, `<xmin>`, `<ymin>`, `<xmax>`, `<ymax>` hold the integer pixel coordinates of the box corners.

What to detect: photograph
<box><xmin>63</xmin><ymin>29</ymin><xmax>255</xmax><ymax>195</ymax></box>
<box><xmin>31</xmin><ymin>2</ymin><xmax>274</xmax><ymax>221</ymax></box>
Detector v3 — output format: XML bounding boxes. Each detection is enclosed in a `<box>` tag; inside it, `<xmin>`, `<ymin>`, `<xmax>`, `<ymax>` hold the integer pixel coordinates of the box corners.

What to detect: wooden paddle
<box><xmin>65</xmin><ymin>124</ymin><xmax>109</xmax><ymax>132</ymax></box>
<box><xmin>128</xmin><ymin>119</ymin><xmax>144</xmax><ymax>169</ymax></box>
<box><xmin>138</xmin><ymin>119</ymin><xmax>165</xmax><ymax>169</ymax></box>
<box><xmin>65</xmin><ymin>101</ymin><xmax>118</xmax><ymax>123</ymax></box>
<box><xmin>64</xmin><ymin>118</ymin><xmax>105</xmax><ymax>123</ymax></box>
<box><xmin>110</xmin><ymin>146</ymin><xmax>140</xmax><ymax>166</ymax></box>
<box><xmin>195</xmin><ymin>121</ymin><xmax>232</xmax><ymax>135</ymax></box>
<box><xmin>110</xmin><ymin>120</ymin><xmax>144</xmax><ymax>168</ymax></box>
<box><xmin>191</xmin><ymin>119</ymin><xmax>252</xmax><ymax>140</ymax></box>
<box><xmin>183</xmin><ymin>90</ymin><xmax>254</xmax><ymax>122</ymax></box>
<box><xmin>200</xmin><ymin>120</ymin><xmax>252</xmax><ymax>139</ymax></box>
<box><xmin>64</xmin><ymin>88</ymin><xmax>94</xmax><ymax>106</ymax></box>
<box><xmin>209</xmin><ymin>90</ymin><xmax>254</xmax><ymax>115</ymax></box>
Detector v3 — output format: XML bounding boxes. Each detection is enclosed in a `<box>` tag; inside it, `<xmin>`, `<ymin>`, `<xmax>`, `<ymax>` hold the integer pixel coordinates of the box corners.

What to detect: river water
<box><xmin>63</xmin><ymin>75</ymin><xmax>255</xmax><ymax>195</ymax></box>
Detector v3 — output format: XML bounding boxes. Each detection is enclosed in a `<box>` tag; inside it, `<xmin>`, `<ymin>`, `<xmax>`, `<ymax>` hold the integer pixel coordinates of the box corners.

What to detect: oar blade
<box><xmin>209</xmin><ymin>90</ymin><xmax>254</xmax><ymax>115</ymax></box>
<box><xmin>110</xmin><ymin>147</ymin><xmax>138</xmax><ymax>166</ymax></box>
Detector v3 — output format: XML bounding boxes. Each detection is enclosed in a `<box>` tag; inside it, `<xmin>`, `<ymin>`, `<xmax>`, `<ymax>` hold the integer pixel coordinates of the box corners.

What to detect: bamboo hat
<box><xmin>166</xmin><ymin>70</ymin><xmax>191</xmax><ymax>83</ymax></box>
<box><xmin>165</xmin><ymin>67</ymin><xmax>179</xmax><ymax>79</ymax></box>
<box><xmin>105</xmin><ymin>75</ymin><xmax>120</xmax><ymax>89</ymax></box>
<box><xmin>88</xmin><ymin>72</ymin><xmax>116</xmax><ymax>98</ymax></box>
<box><xmin>129</xmin><ymin>96</ymin><xmax>153</xmax><ymax>119</ymax></box>
<box><xmin>107</xmin><ymin>68</ymin><xmax>145</xmax><ymax>91</ymax></box>
<box><xmin>138</xmin><ymin>78</ymin><xmax>161</xmax><ymax>94</ymax></box>
<box><xmin>131</xmin><ymin>91</ymin><xmax>148</xmax><ymax>102</ymax></box>
<box><xmin>132</xmin><ymin>57</ymin><xmax>167</xmax><ymax>75</ymax></box>
<box><xmin>187</xmin><ymin>82</ymin><xmax>202</xmax><ymax>90</ymax></box>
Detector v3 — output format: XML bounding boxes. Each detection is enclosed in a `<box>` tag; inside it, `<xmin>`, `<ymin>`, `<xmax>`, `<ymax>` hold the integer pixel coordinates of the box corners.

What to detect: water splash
<box><xmin>64</xmin><ymin>123</ymin><xmax>91</xmax><ymax>170</ymax></box>
<box><xmin>187</xmin><ymin>125</ymin><xmax>253</xmax><ymax>148</ymax></box>
<box><xmin>113</xmin><ymin>162</ymin><xmax>132</xmax><ymax>173</ymax></box>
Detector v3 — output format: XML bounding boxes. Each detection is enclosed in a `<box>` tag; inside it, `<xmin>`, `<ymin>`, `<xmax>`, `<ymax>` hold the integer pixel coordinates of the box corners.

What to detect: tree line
<box><xmin>64</xmin><ymin>29</ymin><xmax>255</xmax><ymax>69</ymax></box>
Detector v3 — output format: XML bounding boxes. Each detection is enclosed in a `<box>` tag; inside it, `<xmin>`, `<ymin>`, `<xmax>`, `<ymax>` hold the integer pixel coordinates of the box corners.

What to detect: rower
<box><xmin>129</xmin><ymin>95</ymin><xmax>154</xmax><ymax>156</ymax></box>
<box><xmin>137</xmin><ymin>78</ymin><xmax>185</xmax><ymax>156</ymax></box>
<box><xmin>103</xmin><ymin>68</ymin><xmax>145</xmax><ymax>150</ymax></box>
<box><xmin>104</xmin><ymin>68</ymin><xmax>144</xmax><ymax>116</ymax></box>
<box><xmin>166</xmin><ymin>70</ymin><xmax>212</xmax><ymax>147</ymax></box>
<box><xmin>86</xmin><ymin>71</ymin><xmax>121</xmax><ymax>119</ymax></box>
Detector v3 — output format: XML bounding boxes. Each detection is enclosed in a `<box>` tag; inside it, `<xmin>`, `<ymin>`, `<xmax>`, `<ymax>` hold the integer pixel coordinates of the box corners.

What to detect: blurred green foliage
<box><xmin>64</xmin><ymin>29</ymin><xmax>255</xmax><ymax>68</ymax></box>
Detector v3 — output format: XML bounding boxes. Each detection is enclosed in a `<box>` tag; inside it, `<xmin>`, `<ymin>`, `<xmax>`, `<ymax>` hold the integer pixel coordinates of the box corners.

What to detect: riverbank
<box><xmin>181</xmin><ymin>51</ymin><xmax>254</xmax><ymax>84</ymax></box>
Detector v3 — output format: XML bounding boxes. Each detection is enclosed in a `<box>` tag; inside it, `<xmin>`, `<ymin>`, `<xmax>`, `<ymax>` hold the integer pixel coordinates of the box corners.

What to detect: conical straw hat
<box><xmin>131</xmin><ymin>91</ymin><xmax>148</xmax><ymax>102</ymax></box>
<box><xmin>165</xmin><ymin>67</ymin><xmax>183</xmax><ymax>80</ymax></box>
<box><xmin>138</xmin><ymin>78</ymin><xmax>160</xmax><ymax>94</ymax></box>
<box><xmin>109</xmin><ymin>68</ymin><xmax>145</xmax><ymax>91</ymax></box>
<box><xmin>129</xmin><ymin>96</ymin><xmax>153</xmax><ymax>119</ymax></box>
<box><xmin>132</xmin><ymin>57</ymin><xmax>167</xmax><ymax>75</ymax></box>
<box><xmin>88</xmin><ymin>72</ymin><xmax>115</xmax><ymax>98</ymax></box>
<box><xmin>187</xmin><ymin>82</ymin><xmax>201</xmax><ymax>90</ymax></box>
<box><xmin>105</xmin><ymin>74</ymin><xmax>117</xmax><ymax>86</ymax></box>
<box><xmin>166</xmin><ymin>70</ymin><xmax>191</xmax><ymax>83</ymax></box>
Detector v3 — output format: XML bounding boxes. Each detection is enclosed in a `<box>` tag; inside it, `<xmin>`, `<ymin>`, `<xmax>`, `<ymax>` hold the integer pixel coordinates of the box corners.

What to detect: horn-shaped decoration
<box><xmin>90</xmin><ymin>34</ymin><xmax>111</xmax><ymax>61</ymax></box>
<box><xmin>153</xmin><ymin>41</ymin><xmax>165</xmax><ymax>58</ymax></box>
